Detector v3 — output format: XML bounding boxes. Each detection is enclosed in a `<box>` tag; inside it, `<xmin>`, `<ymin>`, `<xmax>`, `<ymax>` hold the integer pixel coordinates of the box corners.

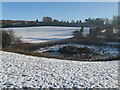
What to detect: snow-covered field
<box><xmin>4</xmin><ymin>26</ymin><xmax>81</xmax><ymax>43</ymax></box>
<box><xmin>0</xmin><ymin>51</ymin><xmax>119</xmax><ymax>88</ymax></box>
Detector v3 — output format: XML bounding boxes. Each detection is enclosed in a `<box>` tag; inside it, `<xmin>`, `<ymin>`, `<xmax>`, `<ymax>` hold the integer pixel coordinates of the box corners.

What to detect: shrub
<box><xmin>73</xmin><ymin>27</ymin><xmax>84</xmax><ymax>39</ymax></box>
<box><xmin>2</xmin><ymin>30</ymin><xmax>22</xmax><ymax>48</ymax></box>
<box><xmin>2</xmin><ymin>30</ymin><xmax>12</xmax><ymax>48</ymax></box>
<box><xmin>58</xmin><ymin>45</ymin><xmax>92</xmax><ymax>54</ymax></box>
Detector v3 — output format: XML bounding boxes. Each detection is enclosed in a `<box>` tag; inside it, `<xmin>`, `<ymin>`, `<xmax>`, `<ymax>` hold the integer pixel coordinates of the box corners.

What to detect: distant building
<box><xmin>113</xmin><ymin>27</ymin><xmax>120</xmax><ymax>34</ymax></box>
<box><xmin>42</xmin><ymin>17</ymin><xmax>53</xmax><ymax>23</ymax></box>
<box><xmin>82</xmin><ymin>27</ymin><xmax>90</xmax><ymax>37</ymax></box>
<box><xmin>101</xmin><ymin>29</ymin><xmax>107</xmax><ymax>33</ymax></box>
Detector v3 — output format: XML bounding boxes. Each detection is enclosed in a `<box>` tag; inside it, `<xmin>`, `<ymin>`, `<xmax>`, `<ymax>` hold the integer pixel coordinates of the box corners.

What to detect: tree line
<box><xmin>73</xmin><ymin>16</ymin><xmax>120</xmax><ymax>42</ymax></box>
<box><xmin>1</xmin><ymin>16</ymin><xmax>120</xmax><ymax>28</ymax></box>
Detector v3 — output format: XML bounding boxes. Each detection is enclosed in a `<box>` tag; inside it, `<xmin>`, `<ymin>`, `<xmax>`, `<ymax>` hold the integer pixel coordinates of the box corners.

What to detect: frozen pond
<box><xmin>4</xmin><ymin>26</ymin><xmax>82</xmax><ymax>43</ymax></box>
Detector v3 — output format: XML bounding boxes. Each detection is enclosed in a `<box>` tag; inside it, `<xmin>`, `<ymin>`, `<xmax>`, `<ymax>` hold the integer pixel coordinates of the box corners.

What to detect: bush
<box><xmin>58</xmin><ymin>45</ymin><xmax>92</xmax><ymax>54</ymax></box>
<box><xmin>73</xmin><ymin>27</ymin><xmax>84</xmax><ymax>39</ymax></box>
<box><xmin>2</xmin><ymin>30</ymin><xmax>22</xmax><ymax>48</ymax></box>
<box><xmin>2</xmin><ymin>30</ymin><xmax>12</xmax><ymax>48</ymax></box>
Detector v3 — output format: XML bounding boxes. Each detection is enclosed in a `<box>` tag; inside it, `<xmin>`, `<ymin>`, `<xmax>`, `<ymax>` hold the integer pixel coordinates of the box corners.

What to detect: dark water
<box><xmin>45</xmin><ymin>51</ymin><xmax>62</xmax><ymax>56</ymax></box>
<box><xmin>105</xmin><ymin>42</ymin><xmax>120</xmax><ymax>45</ymax></box>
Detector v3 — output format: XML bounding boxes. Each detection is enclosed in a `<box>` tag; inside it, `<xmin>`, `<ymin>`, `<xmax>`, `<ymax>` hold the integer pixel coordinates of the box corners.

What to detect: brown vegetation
<box><xmin>58</xmin><ymin>45</ymin><xmax>92</xmax><ymax>54</ymax></box>
<box><xmin>2</xmin><ymin>30</ymin><xmax>120</xmax><ymax>61</ymax></box>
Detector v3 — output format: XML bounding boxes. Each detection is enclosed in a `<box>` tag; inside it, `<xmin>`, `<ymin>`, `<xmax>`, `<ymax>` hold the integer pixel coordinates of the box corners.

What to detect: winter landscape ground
<box><xmin>1</xmin><ymin>1</ymin><xmax>120</xmax><ymax>89</ymax></box>
<box><xmin>0</xmin><ymin>51</ymin><xmax>119</xmax><ymax>88</ymax></box>
<box><xmin>1</xmin><ymin>26</ymin><xmax>120</xmax><ymax>89</ymax></box>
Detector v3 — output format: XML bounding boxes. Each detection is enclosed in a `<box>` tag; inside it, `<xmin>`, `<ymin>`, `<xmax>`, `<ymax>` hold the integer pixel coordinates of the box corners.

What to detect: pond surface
<box><xmin>4</xmin><ymin>26</ymin><xmax>81</xmax><ymax>43</ymax></box>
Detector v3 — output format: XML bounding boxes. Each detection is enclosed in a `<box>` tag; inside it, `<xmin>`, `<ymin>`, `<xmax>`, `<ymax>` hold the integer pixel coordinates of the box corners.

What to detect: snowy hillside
<box><xmin>0</xmin><ymin>51</ymin><xmax>119</xmax><ymax>88</ymax></box>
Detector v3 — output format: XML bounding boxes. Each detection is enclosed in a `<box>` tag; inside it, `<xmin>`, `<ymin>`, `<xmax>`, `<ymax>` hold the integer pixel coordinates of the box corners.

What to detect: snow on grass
<box><xmin>4</xmin><ymin>26</ymin><xmax>81</xmax><ymax>43</ymax></box>
<box><xmin>0</xmin><ymin>51</ymin><xmax>119</xmax><ymax>88</ymax></box>
<box><xmin>35</xmin><ymin>44</ymin><xmax>119</xmax><ymax>60</ymax></box>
